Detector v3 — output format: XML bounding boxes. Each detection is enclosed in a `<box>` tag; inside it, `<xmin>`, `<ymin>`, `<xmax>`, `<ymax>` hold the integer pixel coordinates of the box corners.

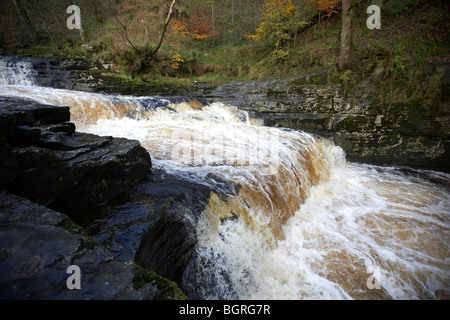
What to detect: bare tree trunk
<box><xmin>338</xmin><ymin>0</ymin><xmax>353</xmax><ymax>71</ymax></box>
<box><xmin>231</xmin><ymin>0</ymin><xmax>235</xmax><ymax>28</ymax></box>
<box><xmin>149</xmin><ymin>0</ymin><xmax>177</xmax><ymax>56</ymax></box>
<box><xmin>211</xmin><ymin>1</ymin><xmax>215</xmax><ymax>46</ymax></box>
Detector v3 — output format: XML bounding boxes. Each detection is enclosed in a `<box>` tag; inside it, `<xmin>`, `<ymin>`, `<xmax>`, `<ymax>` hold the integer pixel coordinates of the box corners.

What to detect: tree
<box><xmin>12</xmin><ymin>0</ymin><xmax>38</xmax><ymax>42</ymax></box>
<box><xmin>172</xmin><ymin>6</ymin><xmax>218</xmax><ymax>41</ymax></box>
<box><xmin>108</xmin><ymin>0</ymin><xmax>177</xmax><ymax>76</ymax></box>
<box><xmin>151</xmin><ymin>0</ymin><xmax>177</xmax><ymax>56</ymax></box>
<box><xmin>253</xmin><ymin>0</ymin><xmax>302</xmax><ymax>61</ymax></box>
<box><xmin>176</xmin><ymin>0</ymin><xmax>265</xmax><ymax>45</ymax></box>
<box><xmin>308</xmin><ymin>0</ymin><xmax>340</xmax><ymax>30</ymax></box>
<box><xmin>338</xmin><ymin>0</ymin><xmax>352</xmax><ymax>70</ymax></box>
<box><xmin>108</xmin><ymin>0</ymin><xmax>176</xmax><ymax>56</ymax></box>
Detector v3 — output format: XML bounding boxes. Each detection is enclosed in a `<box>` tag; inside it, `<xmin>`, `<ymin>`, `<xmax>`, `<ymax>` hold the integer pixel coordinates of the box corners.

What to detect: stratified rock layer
<box><xmin>0</xmin><ymin>97</ymin><xmax>152</xmax><ymax>214</ymax></box>
<box><xmin>191</xmin><ymin>71</ymin><xmax>450</xmax><ymax>172</ymax></box>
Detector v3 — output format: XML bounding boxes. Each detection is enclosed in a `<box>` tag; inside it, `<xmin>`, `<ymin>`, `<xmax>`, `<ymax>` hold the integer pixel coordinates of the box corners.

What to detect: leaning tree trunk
<box><xmin>149</xmin><ymin>0</ymin><xmax>177</xmax><ymax>57</ymax></box>
<box><xmin>338</xmin><ymin>0</ymin><xmax>353</xmax><ymax>71</ymax></box>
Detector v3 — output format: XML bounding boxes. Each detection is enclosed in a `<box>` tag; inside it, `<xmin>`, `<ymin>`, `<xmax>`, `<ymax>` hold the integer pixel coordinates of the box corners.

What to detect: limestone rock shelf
<box><xmin>0</xmin><ymin>97</ymin><xmax>188</xmax><ymax>300</ymax></box>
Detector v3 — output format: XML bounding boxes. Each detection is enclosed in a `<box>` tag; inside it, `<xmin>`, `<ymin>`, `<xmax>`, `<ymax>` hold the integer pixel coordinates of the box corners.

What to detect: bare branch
<box><xmin>107</xmin><ymin>0</ymin><xmax>139</xmax><ymax>52</ymax></box>
<box><xmin>149</xmin><ymin>0</ymin><xmax>177</xmax><ymax>57</ymax></box>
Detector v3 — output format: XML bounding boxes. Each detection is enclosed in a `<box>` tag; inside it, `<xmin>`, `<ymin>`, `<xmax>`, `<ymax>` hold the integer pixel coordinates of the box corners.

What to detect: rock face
<box><xmin>190</xmin><ymin>70</ymin><xmax>450</xmax><ymax>172</ymax></box>
<box><xmin>0</xmin><ymin>97</ymin><xmax>152</xmax><ymax>214</ymax></box>
<box><xmin>0</xmin><ymin>97</ymin><xmax>189</xmax><ymax>300</ymax></box>
<box><xmin>134</xmin><ymin>173</ymin><xmax>211</xmax><ymax>299</ymax></box>
<box><xmin>0</xmin><ymin>191</ymin><xmax>187</xmax><ymax>300</ymax></box>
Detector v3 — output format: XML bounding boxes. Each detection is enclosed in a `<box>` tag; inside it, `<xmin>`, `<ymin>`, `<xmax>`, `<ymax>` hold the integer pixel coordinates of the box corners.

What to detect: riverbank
<box><xmin>3</xmin><ymin>1</ymin><xmax>448</xmax><ymax>90</ymax></box>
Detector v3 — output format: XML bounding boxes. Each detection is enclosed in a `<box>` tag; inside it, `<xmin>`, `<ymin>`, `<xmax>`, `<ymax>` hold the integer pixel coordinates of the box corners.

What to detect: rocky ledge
<box><xmin>191</xmin><ymin>69</ymin><xmax>450</xmax><ymax>172</ymax></box>
<box><xmin>0</xmin><ymin>97</ymin><xmax>187</xmax><ymax>300</ymax></box>
<box><xmin>0</xmin><ymin>97</ymin><xmax>151</xmax><ymax>214</ymax></box>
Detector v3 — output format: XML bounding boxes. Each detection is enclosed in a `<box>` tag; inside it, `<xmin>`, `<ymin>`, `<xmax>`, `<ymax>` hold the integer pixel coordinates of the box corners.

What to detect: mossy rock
<box><xmin>289</xmin><ymin>72</ymin><xmax>328</xmax><ymax>87</ymax></box>
<box><xmin>266</xmin><ymin>88</ymin><xmax>287</xmax><ymax>98</ymax></box>
<box><xmin>133</xmin><ymin>265</ymin><xmax>188</xmax><ymax>300</ymax></box>
<box><xmin>336</xmin><ymin>116</ymin><xmax>368</xmax><ymax>133</ymax></box>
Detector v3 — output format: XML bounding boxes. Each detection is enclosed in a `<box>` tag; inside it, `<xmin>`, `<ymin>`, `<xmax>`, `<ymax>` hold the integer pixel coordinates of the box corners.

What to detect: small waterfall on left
<box><xmin>0</xmin><ymin>56</ymin><xmax>37</xmax><ymax>86</ymax></box>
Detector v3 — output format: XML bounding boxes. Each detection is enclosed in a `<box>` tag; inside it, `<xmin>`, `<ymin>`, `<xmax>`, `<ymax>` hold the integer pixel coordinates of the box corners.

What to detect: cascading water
<box><xmin>0</xmin><ymin>58</ymin><xmax>37</xmax><ymax>86</ymax></box>
<box><xmin>1</xmin><ymin>56</ymin><xmax>449</xmax><ymax>300</ymax></box>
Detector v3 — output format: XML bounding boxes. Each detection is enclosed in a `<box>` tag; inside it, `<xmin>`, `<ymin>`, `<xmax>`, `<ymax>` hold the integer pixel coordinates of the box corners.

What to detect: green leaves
<box><xmin>253</xmin><ymin>0</ymin><xmax>303</xmax><ymax>62</ymax></box>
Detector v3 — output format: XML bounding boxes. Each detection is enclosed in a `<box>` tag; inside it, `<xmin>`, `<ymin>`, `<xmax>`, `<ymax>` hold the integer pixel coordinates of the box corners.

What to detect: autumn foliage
<box><xmin>171</xmin><ymin>53</ymin><xmax>185</xmax><ymax>70</ymax></box>
<box><xmin>309</xmin><ymin>0</ymin><xmax>341</xmax><ymax>20</ymax></box>
<box><xmin>254</xmin><ymin>0</ymin><xmax>296</xmax><ymax>41</ymax></box>
<box><xmin>172</xmin><ymin>8</ymin><xmax>218</xmax><ymax>41</ymax></box>
<box><xmin>247</xmin><ymin>0</ymin><xmax>304</xmax><ymax>61</ymax></box>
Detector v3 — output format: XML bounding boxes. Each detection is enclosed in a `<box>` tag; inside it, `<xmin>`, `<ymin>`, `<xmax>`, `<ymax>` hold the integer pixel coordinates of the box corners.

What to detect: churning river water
<box><xmin>1</xmin><ymin>57</ymin><xmax>449</xmax><ymax>299</ymax></box>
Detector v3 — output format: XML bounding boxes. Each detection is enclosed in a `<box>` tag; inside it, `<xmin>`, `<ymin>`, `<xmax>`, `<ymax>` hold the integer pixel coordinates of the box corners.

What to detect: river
<box><xmin>0</xmin><ymin>56</ymin><xmax>449</xmax><ymax>300</ymax></box>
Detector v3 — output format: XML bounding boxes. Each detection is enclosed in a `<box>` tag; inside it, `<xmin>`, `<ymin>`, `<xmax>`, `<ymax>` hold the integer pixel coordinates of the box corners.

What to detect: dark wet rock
<box><xmin>74</xmin><ymin>170</ymin><xmax>212</xmax><ymax>300</ymax></box>
<box><xmin>0</xmin><ymin>97</ymin><xmax>193</xmax><ymax>300</ymax></box>
<box><xmin>0</xmin><ymin>97</ymin><xmax>152</xmax><ymax>215</ymax></box>
<box><xmin>135</xmin><ymin>175</ymin><xmax>211</xmax><ymax>298</ymax></box>
<box><xmin>0</xmin><ymin>191</ymin><xmax>187</xmax><ymax>300</ymax></box>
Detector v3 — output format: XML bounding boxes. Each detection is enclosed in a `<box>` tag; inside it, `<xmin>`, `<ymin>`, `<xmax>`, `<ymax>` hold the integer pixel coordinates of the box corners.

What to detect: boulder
<box><xmin>0</xmin><ymin>191</ymin><xmax>186</xmax><ymax>300</ymax></box>
<box><xmin>76</xmin><ymin>169</ymin><xmax>213</xmax><ymax>300</ymax></box>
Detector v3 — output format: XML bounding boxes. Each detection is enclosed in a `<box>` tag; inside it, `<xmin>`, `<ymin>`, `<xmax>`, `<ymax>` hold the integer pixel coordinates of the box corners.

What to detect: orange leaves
<box><xmin>243</xmin><ymin>33</ymin><xmax>258</xmax><ymax>40</ymax></box>
<box><xmin>172</xmin><ymin>19</ymin><xmax>190</xmax><ymax>38</ymax></box>
<box><xmin>172</xmin><ymin>7</ymin><xmax>218</xmax><ymax>41</ymax></box>
<box><xmin>309</xmin><ymin>0</ymin><xmax>341</xmax><ymax>16</ymax></box>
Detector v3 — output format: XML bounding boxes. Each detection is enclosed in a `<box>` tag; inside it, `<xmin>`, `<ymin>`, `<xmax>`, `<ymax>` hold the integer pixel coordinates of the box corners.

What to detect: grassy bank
<box><xmin>2</xmin><ymin>1</ymin><xmax>449</xmax><ymax>104</ymax></box>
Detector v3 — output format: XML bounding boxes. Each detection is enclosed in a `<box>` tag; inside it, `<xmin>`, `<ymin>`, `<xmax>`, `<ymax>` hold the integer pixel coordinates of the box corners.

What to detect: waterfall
<box><xmin>1</xmin><ymin>56</ymin><xmax>449</xmax><ymax>300</ymax></box>
<box><xmin>0</xmin><ymin>57</ymin><xmax>37</xmax><ymax>86</ymax></box>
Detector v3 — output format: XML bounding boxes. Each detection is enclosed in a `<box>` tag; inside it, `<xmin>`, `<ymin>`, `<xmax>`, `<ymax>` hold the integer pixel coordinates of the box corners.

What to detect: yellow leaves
<box><xmin>172</xmin><ymin>19</ymin><xmax>190</xmax><ymax>38</ymax></box>
<box><xmin>243</xmin><ymin>33</ymin><xmax>259</xmax><ymax>40</ymax></box>
<box><xmin>254</xmin><ymin>0</ymin><xmax>298</xmax><ymax>41</ymax></box>
<box><xmin>171</xmin><ymin>53</ymin><xmax>185</xmax><ymax>70</ymax></box>
<box><xmin>251</xmin><ymin>0</ymin><xmax>301</xmax><ymax>62</ymax></box>
<box><xmin>263</xmin><ymin>0</ymin><xmax>296</xmax><ymax>20</ymax></box>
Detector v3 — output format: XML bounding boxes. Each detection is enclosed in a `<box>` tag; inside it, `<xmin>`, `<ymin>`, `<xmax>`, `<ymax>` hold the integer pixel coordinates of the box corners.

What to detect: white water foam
<box><xmin>198</xmin><ymin>161</ymin><xmax>450</xmax><ymax>300</ymax></box>
<box><xmin>0</xmin><ymin>58</ymin><xmax>37</xmax><ymax>86</ymax></box>
<box><xmin>1</xmin><ymin>59</ymin><xmax>449</xmax><ymax>300</ymax></box>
